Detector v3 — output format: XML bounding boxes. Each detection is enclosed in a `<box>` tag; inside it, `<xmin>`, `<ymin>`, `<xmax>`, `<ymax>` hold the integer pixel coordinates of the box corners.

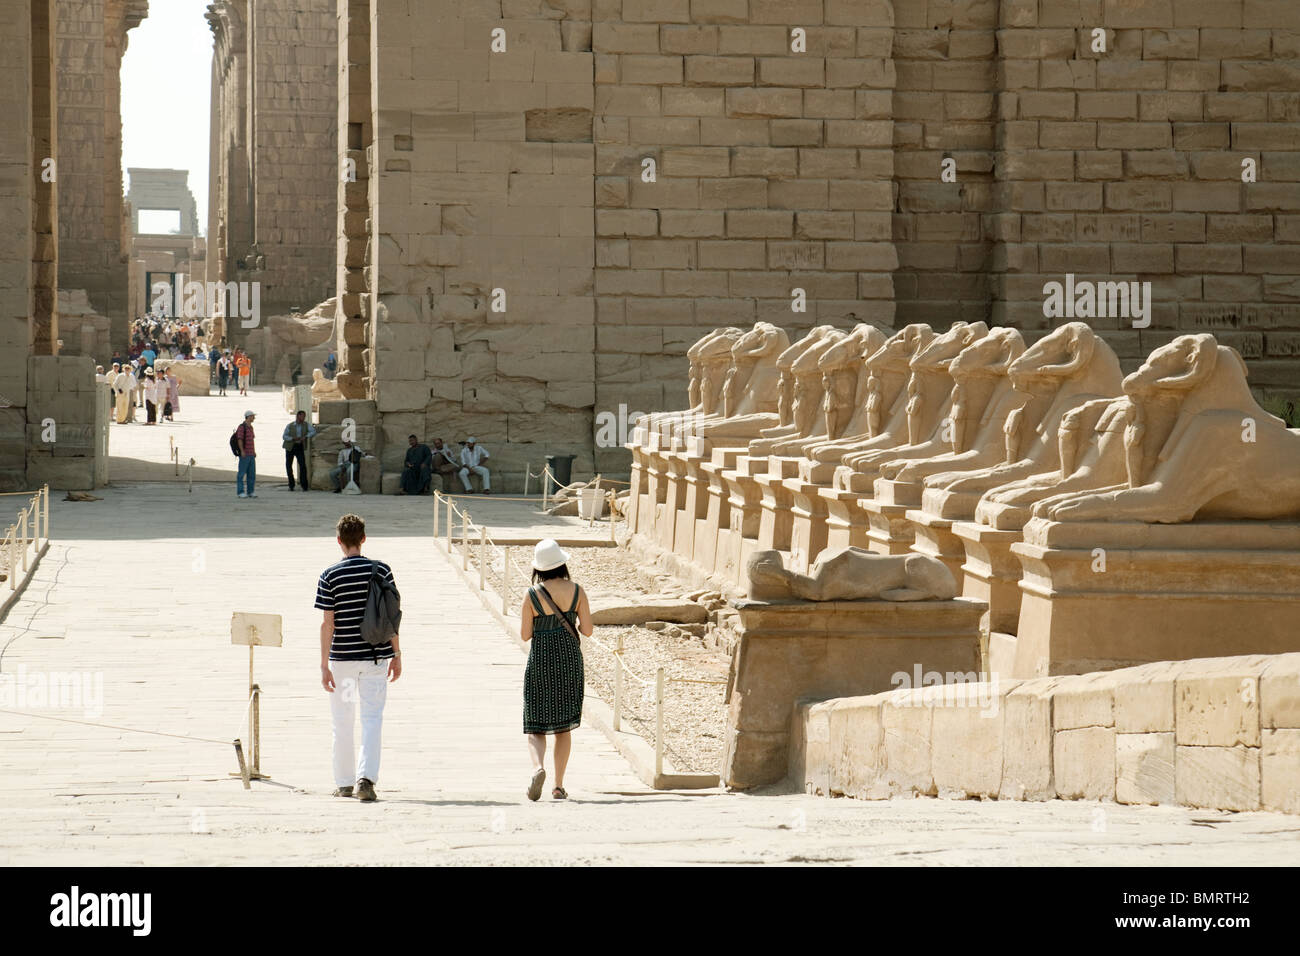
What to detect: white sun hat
<box><xmin>532</xmin><ymin>538</ymin><xmax>570</xmax><ymax>572</ymax></box>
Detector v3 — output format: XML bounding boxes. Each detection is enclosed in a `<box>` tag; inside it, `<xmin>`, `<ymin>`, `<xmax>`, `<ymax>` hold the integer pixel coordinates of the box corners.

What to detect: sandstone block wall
<box><xmin>363</xmin><ymin>0</ymin><xmax>600</xmax><ymax>481</ymax></box>
<box><xmin>791</xmin><ymin>651</ymin><xmax>1300</xmax><ymax>815</ymax></box>
<box><xmin>127</xmin><ymin>167</ymin><xmax>200</xmax><ymax>236</ymax></box>
<box><xmin>990</xmin><ymin>0</ymin><xmax>1300</xmax><ymax>404</ymax></box>
<box><xmin>208</xmin><ymin>0</ymin><xmax>337</xmax><ymax>327</ymax></box>
<box><xmin>591</xmin><ymin>0</ymin><xmax>900</xmax><ymax>469</ymax></box>
<box><xmin>55</xmin><ymin>0</ymin><xmax>146</xmax><ymax>352</ymax></box>
<box><xmin>360</xmin><ymin>0</ymin><xmax>1300</xmax><ymax>488</ymax></box>
<box><xmin>24</xmin><ymin>355</ymin><xmax>104</xmax><ymax>489</ymax></box>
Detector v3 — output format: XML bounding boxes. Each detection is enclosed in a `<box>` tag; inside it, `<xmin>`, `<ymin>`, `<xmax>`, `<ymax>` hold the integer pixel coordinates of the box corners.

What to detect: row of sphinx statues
<box><xmin>636</xmin><ymin>320</ymin><xmax>1300</xmax><ymax>531</ymax></box>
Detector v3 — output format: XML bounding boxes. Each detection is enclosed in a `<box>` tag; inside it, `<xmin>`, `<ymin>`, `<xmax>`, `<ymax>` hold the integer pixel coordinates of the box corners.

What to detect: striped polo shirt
<box><xmin>314</xmin><ymin>554</ymin><xmax>397</xmax><ymax>661</ymax></box>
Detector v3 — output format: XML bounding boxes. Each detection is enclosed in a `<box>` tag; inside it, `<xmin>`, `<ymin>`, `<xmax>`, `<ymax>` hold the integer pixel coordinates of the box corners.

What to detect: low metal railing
<box><xmin>2</xmin><ymin>485</ymin><xmax>51</xmax><ymax>593</ymax></box>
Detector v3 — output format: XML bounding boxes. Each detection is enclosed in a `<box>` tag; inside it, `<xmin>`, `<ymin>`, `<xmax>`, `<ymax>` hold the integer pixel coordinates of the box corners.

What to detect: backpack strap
<box><xmin>535</xmin><ymin>585</ymin><xmax>582</xmax><ymax>645</ymax></box>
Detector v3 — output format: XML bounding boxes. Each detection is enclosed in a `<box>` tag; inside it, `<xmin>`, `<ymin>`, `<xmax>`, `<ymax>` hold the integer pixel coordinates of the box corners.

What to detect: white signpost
<box><xmin>230</xmin><ymin>612</ymin><xmax>282</xmax><ymax>787</ymax></box>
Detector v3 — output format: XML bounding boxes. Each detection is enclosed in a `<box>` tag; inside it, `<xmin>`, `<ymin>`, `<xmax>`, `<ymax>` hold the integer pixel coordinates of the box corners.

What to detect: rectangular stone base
<box><xmin>951</xmin><ymin>521</ymin><xmax>1025</xmax><ymax>637</ymax></box>
<box><xmin>1012</xmin><ymin>518</ymin><xmax>1300</xmax><ymax>679</ymax></box>
<box><xmin>787</xmin><ymin>480</ymin><xmax>830</xmax><ymax>572</ymax></box>
<box><xmin>873</xmin><ymin>477</ymin><xmax>924</xmax><ymax>508</ymax></box>
<box><xmin>904</xmin><ymin>509</ymin><xmax>966</xmax><ymax>583</ymax></box>
<box><xmin>920</xmin><ymin>486</ymin><xmax>982</xmax><ymax>520</ymax></box>
<box><xmin>862</xmin><ymin>499</ymin><xmax>914</xmax><ymax>555</ymax></box>
<box><xmin>756</xmin><ymin>472</ymin><xmax>795</xmax><ymax>551</ymax></box>
<box><xmin>723</xmin><ymin>596</ymin><xmax>985</xmax><ymax>788</ymax></box>
<box><xmin>800</xmin><ymin>458</ymin><xmax>839</xmax><ymax>485</ymax></box>
<box><xmin>821</xmin><ymin>488</ymin><xmax>872</xmax><ymax>551</ymax></box>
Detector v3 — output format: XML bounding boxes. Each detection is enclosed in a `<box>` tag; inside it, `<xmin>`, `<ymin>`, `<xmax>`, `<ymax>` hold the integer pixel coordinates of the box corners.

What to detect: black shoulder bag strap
<box><xmin>536</xmin><ymin>584</ymin><xmax>582</xmax><ymax>644</ymax></box>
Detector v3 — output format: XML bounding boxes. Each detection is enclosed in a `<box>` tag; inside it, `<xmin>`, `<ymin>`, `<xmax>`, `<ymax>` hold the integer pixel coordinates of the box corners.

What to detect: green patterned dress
<box><xmin>523</xmin><ymin>584</ymin><xmax>585</xmax><ymax>735</ymax></box>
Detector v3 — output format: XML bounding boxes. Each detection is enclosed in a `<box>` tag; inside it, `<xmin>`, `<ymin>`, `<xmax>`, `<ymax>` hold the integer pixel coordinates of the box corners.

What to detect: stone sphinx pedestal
<box><xmin>1010</xmin><ymin>518</ymin><xmax>1300</xmax><ymax>680</ymax></box>
<box><xmin>714</xmin><ymin>454</ymin><xmax>770</xmax><ymax>584</ymax></box>
<box><xmin>949</xmin><ymin>519</ymin><xmax>1024</xmax><ymax>645</ymax></box>
<box><xmin>903</xmin><ymin>509</ymin><xmax>969</xmax><ymax>586</ymax></box>
<box><xmin>755</xmin><ymin>456</ymin><xmax>802</xmax><ymax>555</ymax></box>
<box><xmin>786</xmin><ymin>478</ymin><xmax>831</xmax><ymax>573</ymax></box>
<box><xmin>722</xmin><ymin>596</ymin><xmax>985</xmax><ymax>788</ymax></box>
<box><xmin>861</xmin><ymin>478</ymin><xmax>927</xmax><ymax>562</ymax></box>
<box><xmin>819</xmin><ymin>487</ymin><xmax>873</xmax><ymax>551</ymax></box>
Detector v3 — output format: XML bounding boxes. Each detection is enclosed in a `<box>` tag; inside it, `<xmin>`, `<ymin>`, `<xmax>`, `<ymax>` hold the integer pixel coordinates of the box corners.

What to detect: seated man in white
<box><xmin>458</xmin><ymin>436</ymin><xmax>491</xmax><ymax>494</ymax></box>
<box><xmin>330</xmin><ymin>438</ymin><xmax>367</xmax><ymax>493</ymax></box>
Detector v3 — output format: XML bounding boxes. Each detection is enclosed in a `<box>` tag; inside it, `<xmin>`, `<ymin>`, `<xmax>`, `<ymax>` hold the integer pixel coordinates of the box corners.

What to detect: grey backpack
<box><xmin>360</xmin><ymin>560</ymin><xmax>402</xmax><ymax>649</ymax></box>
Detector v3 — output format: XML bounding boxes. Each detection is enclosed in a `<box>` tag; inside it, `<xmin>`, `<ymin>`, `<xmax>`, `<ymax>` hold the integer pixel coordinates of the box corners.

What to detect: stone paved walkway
<box><xmin>2</xmin><ymin>483</ymin><xmax>1298</xmax><ymax>865</ymax></box>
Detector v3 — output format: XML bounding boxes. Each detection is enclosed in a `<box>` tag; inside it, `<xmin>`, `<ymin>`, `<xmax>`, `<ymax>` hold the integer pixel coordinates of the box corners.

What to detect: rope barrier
<box><xmin>0</xmin><ymin>708</ymin><xmax>234</xmax><ymax>747</ymax></box>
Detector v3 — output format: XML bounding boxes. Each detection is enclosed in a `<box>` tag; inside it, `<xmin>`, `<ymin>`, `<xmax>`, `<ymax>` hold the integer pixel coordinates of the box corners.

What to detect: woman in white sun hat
<box><xmin>520</xmin><ymin>538</ymin><xmax>592</xmax><ymax>801</ymax></box>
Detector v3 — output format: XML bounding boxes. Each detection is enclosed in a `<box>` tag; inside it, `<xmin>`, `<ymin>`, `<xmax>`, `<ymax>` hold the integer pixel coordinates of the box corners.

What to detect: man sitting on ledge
<box><xmin>458</xmin><ymin>436</ymin><xmax>491</xmax><ymax>495</ymax></box>
<box><xmin>331</xmin><ymin>438</ymin><xmax>367</xmax><ymax>493</ymax></box>
<box><xmin>399</xmin><ymin>435</ymin><xmax>432</xmax><ymax>496</ymax></box>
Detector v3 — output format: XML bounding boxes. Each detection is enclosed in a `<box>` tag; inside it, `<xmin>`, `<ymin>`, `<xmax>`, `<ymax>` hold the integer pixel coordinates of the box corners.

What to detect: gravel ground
<box><xmin>567</xmin><ymin>545</ymin><xmax>730</xmax><ymax>775</ymax></box>
<box><xmin>583</xmin><ymin>622</ymin><xmax>729</xmax><ymax>775</ymax></box>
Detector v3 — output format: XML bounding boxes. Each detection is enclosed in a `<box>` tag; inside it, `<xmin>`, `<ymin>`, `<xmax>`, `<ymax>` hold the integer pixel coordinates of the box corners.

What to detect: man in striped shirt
<box><xmin>316</xmin><ymin>513</ymin><xmax>402</xmax><ymax>802</ymax></box>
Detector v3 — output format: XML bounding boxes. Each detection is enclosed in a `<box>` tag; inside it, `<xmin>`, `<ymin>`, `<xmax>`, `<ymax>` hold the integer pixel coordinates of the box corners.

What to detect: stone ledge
<box><xmin>791</xmin><ymin>651</ymin><xmax>1300</xmax><ymax>816</ymax></box>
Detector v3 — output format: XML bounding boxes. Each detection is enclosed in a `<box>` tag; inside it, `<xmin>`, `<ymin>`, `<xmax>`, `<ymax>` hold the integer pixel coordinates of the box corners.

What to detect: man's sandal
<box><xmin>552</xmin><ymin>787</ymin><xmax>567</xmax><ymax>800</ymax></box>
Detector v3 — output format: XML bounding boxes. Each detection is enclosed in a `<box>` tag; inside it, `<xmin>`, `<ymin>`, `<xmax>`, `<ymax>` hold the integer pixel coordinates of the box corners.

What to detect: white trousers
<box><xmin>328</xmin><ymin>659</ymin><xmax>389</xmax><ymax>787</ymax></box>
<box><xmin>459</xmin><ymin>464</ymin><xmax>490</xmax><ymax>490</ymax></box>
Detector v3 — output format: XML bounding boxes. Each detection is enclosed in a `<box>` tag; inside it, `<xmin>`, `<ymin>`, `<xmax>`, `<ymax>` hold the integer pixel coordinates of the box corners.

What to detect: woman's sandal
<box><xmin>527</xmin><ymin>767</ymin><xmax>546</xmax><ymax>802</ymax></box>
<box><xmin>552</xmin><ymin>786</ymin><xmax>567</xmax><ymax>800</ymax></box>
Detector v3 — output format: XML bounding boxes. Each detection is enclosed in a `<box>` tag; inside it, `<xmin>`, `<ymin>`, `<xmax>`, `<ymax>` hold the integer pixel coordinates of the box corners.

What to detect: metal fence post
<box><xmin>478</xmin><ymin>528</ymin><xmax>487</xmax><ymax>591</ymax></box>
<box><xmin>614</xmin><ymin>633</ymin><xmax>624</xmax><ymax>732</ymax></box>
<box><xmin>654</xmin><ymin>667</ymin><xmax>665</xmax><ymax>778</ymax></box>
<box><xmin>502</xmin><ymin>546</ymin><xmax>512</xmax><ymax>613</ymax></box>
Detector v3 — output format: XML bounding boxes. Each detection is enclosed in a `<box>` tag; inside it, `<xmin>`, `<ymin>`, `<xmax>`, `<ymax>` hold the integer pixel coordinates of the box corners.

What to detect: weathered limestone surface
<box><xmin>24</xmin><ymin>355</ymin><xmax>106</xmax><ymax>489</ymax></box>
<box><xmin>153</xmin><ymin>359</ymin><xmax>211</xmax><ymax>397</ymax></box>
<box><xmin>724</xmin><ymin>595</ymin><xmax>983</xmax><ymax>788</ymax></box>
<box><xmin>792</xmin><ymin>652</ymin><xmax>1300</xmax><ymax>816</ymax></box>
<box><xmin>354</xmin><ymin>0</ymin><xmax>1300</xmax><ymax>487</ymax></box>
<box><xmin>207</xmin><ymin>0</ymin><xmax>337</xmax><ymax>332</ymax></box>
<box><xmin>56</xmin><ymin>0</ymin><xmax>146</xmax><ymax>352</ymax></box>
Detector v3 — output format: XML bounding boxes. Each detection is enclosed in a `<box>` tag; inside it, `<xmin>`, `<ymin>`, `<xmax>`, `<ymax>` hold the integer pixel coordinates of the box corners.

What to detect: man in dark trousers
<box><xmin>283</xmin><ymin>410</ymin><xmax>317</xmax><ymax>492</ymax></box>
<box><xmin>398</xmin><ymin>435</ymin><xmax>432</xmax><ymax>496</ymax></box>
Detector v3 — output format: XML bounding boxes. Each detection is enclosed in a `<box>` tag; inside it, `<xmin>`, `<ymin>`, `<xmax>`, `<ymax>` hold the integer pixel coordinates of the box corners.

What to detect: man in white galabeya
<box><xmin>316</xmin><ymin>513</ymin><xmax>402</xmax><ymax>802</ymax></box>
<box><xmin>458</xmin><ymin>435</ymin><xmax>491</xmax><ymax>494</ymax></box>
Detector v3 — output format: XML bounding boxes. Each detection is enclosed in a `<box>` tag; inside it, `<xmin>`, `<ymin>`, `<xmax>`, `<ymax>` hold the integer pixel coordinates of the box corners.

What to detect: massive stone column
<box><xmin>1</xmin><ymin>0</ymin><xmax>39</xmax><ymax>489</ymax></box>
<box><xmin>54</xmin><ymin>0</ymin><xmax>145</xmax><ymax>354</ymax></box>
<box><xmin>207</xmin><ymin>0</ymin><xmax>337</xmax><ymax>336</ymax></box>
<box><xmin>335</xmin><ymin>0</ymin><xmax>370</xmax><ymax>396</ymax></box>
<box><xmin>364</xmin><ymin>0</ymin><xmax>598</xmax><ymax>483</ymax></box>
<box><xmin>31</xmin><ymin>0</ymin><xmax>58</xmax><ymax>356</ymax></box>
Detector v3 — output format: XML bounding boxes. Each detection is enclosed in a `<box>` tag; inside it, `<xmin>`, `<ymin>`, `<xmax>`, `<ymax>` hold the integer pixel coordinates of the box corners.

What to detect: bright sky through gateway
<box><xmin>120</xmin><ymin>0</ymin><xmax>213</xmax><ymax>235</ymax></box>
